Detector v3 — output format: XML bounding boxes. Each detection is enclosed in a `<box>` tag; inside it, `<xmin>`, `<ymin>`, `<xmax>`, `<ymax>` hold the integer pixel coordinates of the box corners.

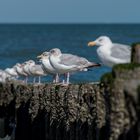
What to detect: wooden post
<box><xmin>131</xmin><ymin>43</ymin><xmax>140</xmax><ymax>63</ymax></box>
<box><xmin>0</xmin><ymin>81</ymin><xmax>140</xmax><ymax>140</ymax></box>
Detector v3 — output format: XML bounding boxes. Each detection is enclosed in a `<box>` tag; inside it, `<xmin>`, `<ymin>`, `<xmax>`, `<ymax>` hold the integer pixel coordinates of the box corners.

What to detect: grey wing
<box><xmin>60</xmin><ymin>53</ymin><xmax>89</xmax><ymax>66</ymax></box>
<box><xmin>110</xmin><ymin>43</ymin><xmax>131</xmax><ymax>60</ymax></box>
<box><xmin>31</xmin><ymin>65</ymin><xmax>45</xmax><ymax>74</ymax></box>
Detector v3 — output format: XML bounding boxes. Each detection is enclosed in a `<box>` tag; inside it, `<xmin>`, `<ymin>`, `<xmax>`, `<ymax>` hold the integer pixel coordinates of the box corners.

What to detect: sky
<box><xmin>0</xmin><ymin>0</ymin><xmax>140</xmax><ymax>23</ymax></box>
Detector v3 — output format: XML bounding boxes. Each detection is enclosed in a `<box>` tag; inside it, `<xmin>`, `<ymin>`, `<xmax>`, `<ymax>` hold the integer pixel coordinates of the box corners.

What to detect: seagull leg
<box><xmin>62</xmin><ymin>73</ymin><xmax>66</xmax><ymax>84</ymax></box>
<box><xmin>25</xmin><ymin>77</ymin><xmax>28</xmax><ymax>84</ymax></box>
<box><xmin>62</xmin><ymin>79</ymin><xmax>65</xmax><ymax>84</ymax></box>
<box><xmin>38</xmin><ymin>76</ymin><xmax>41</xmax><ymax>84</ymax></box>
<box><xmin>33</xmin><ymin>77</ymin><xmax>36</xmax><ymax>83</ymax></box>
<box><xmin>53</xmin><ymin>75</ymin><xmax>56</xmax><ymax>83</ymax></box>
<box><xmin>66</xmin><ymin>72</ymin><xmax>70</xmax><ymax>84</ymax></box>
<box><xmin>63</xmin><ymin>73</ymin><xmax>67</xmax><ymax>83</ymax></box>
<box><xmin>55</xmin><ymin>73</ymin><xmax>59</xmax><ymax>83</ymax></box>
<box><xmin>60</xmin><ymin>73</ymin><xmax>70</xmax><ymax>86</ymax></box>
<box><xmin>52</xmin><ymin>74</ymin><xmax>59</xmax><ymax>83</ymax></box>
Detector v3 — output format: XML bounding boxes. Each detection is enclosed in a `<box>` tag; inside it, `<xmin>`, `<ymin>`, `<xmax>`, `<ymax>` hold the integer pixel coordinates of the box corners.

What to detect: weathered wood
<box><xmin>0</xmin><ymin>74</ymin><xmax>140</xmax><ymax>140</ymax></box>
<box><xmin>131</xmin><ymin>43</ymin><xmax>140</xmax><ymax>63</ymax></box>
<box><xmin>0</xmin><ymin>118</ymin><xmax>5</xmax><ymax>138</ymax></box>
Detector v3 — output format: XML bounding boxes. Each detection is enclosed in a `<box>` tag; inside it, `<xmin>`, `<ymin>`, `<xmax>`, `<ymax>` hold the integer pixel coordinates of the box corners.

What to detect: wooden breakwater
<box><xmin>0</xmin><ymin>65</ymin><xmax>140</xmax><ymax>140</ymax></box>
<box><xmin>0</xmin><ymin>43</ymin><xmax>140</xmax><ymax>140</ymax></box>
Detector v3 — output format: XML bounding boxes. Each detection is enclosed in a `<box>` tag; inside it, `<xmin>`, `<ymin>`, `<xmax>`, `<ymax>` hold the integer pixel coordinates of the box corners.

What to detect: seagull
<box><xmin>49</xmin><ymin>48</ymin><xmax>100</xmax><ymax>84</ymax></box>
<box><xmin>5</xmin><ymin>66</ymin><xmax>18</xmax><ymax>79</ymax></box>
<box><xmin>88</xmin><ymin>36</ymin><xmax>131</xmax><ymax>67</ymax></box>
<box><xmin>22</xmin><ymin>60</ymin><xmax>47</xmax><ymax>83</ymax></box>
<box><xmin>28</xmin><ymin>63</ymin><xmax>47</xmax><ymax>84</ymax></box>
<box><xmin>0</xmin><ymin>70</ymin><xmax>11</xmax><ymax>83</ymax></box>
<box><xmin>22</xmin><ymin>60</ymin><xmax>36</xmax><ymax>83</ymax></box>
<box><xmin>14</xmin><ymin>63</ymin><xmax>29</xmax><ymax>82</ymax></box>
<box><xmin>37</xmin><ymin>51</ymin><xmax>59</xmax><ymax>83</ymax></box>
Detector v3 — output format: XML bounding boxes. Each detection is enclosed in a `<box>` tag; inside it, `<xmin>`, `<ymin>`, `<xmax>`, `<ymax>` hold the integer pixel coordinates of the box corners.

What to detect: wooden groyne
<box><xmin>0</xmin><ymin>43</ymin><xmax>140</xmax><ymax>140</ymax></box>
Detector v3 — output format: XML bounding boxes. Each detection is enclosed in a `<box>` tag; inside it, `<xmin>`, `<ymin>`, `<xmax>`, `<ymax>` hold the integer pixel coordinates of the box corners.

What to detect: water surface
<box><xmin>0</xmin><ymin>24</ymin><xmax>140</xmax><ymax>82</ymax></box>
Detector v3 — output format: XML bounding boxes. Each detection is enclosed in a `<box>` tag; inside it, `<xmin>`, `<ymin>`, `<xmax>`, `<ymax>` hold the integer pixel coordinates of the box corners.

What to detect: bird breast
<box><xmin>41</xmin><ymin>59</ymin><xmax>56</xmax><ymax>73</ymax></box>
<box><xmin>49</xmin><ymin>55</ymin><xmax>77</xmax><ymax>73</ymax></box>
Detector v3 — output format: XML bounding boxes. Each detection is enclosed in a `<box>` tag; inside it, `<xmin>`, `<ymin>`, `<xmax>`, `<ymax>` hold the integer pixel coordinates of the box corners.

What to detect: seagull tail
<box><xmin>86</xmin><ymin>62</ymin><xmax>101</xmax><ymax>68</ymax></box>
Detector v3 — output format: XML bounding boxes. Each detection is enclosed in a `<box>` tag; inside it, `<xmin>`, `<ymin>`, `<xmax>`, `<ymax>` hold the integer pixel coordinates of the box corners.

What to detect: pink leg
<box><xmin>38</xmin><ymin>76</ymin><xmax>41</xmax><ymax>84</ymax></box>
<box><xmin>66</xmin><ymin>72</ymin><xmax>70</xmax><ymax>84</ymax></box>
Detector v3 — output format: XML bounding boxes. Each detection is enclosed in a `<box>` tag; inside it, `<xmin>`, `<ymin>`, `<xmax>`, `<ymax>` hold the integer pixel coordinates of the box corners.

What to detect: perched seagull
<box><xmin>49</xmin><ymin>48</ymin><xmax>100</xmax><ymax>84</ymax></box>
<box><xmin>22</xmin><ymin>60</ymin><xmax>36</xmax><ymax>83</ymax></box>
<box><xmin>0</xmin><ymin>70</ymin><xmax>11</xmax><ymax>83</ymax></box>
<box><xmin>37</xmin><ymin>51</ymin><xmax>59</xmax><ymax>83</ymax></box>
<box><xmin>14</xmin><ymin>63</ymin><xmax>28</xmax><ymax>82</ymax></box>
<box><xmin>0</xmin><ymin>70</ymin><xmax>5</xmax><ymax>83</ymax></box>
<box><xmin>28</xmin><ymin>64</ymin><xmax>47</xmax><ymax>84</ymax></box>
<box><xmin>88</xmin><ymin>36</ymin><xmax>131</xmax><ymax>67</ymax></box>
<box><xmin>5</xmin><ymin>66</ymin><xmax>18</xmax><ymax>79</ymax></box>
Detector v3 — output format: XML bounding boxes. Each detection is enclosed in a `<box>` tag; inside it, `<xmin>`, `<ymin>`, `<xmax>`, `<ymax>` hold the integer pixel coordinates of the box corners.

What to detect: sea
<box><xmin>0</xmin><ymin>24</ymin><xmax>140</xmax><ymax>83</ymax></box>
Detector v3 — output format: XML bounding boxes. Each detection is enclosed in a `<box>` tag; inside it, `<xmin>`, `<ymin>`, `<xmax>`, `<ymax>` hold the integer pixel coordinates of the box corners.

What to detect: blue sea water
<box><xmin>0</xmin><ymin>24</ymin><xmax>140</xmax><ymax>83</ymax></box>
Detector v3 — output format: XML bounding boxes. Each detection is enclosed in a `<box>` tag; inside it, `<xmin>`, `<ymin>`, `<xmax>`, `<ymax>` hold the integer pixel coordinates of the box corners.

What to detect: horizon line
<box><xmin>0</xmin><ymin>22</ymin><xmax>140</xmax><ymax>25</ymax></box>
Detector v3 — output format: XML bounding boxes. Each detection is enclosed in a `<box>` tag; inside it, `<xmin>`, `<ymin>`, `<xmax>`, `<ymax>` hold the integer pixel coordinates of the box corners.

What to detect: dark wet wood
<box><xmin>131</xmin><ymin>43</ymin><xmax>140</xmax><ymax>63</ymax></box>
<box><xmin>0</xmin><ymin>80</ymin><xmax>140</xmax><ymax>140</ymax></box>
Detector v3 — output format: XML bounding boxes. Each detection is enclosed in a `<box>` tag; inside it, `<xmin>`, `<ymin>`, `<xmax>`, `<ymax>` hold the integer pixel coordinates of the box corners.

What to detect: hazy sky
<box><xmin>0</xmin><ymin>0</ymin><xmax>140</xmax><ymax>23</ymax></box>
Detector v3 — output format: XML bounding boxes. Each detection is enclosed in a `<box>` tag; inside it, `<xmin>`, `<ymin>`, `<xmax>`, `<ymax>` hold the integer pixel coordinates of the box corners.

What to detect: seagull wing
<box><xmin>29</xmin><ymin>65</ymin><xmax>42</xmax><ymax>75</ymax></box>
<box><xmin>59</xmin><ymin>53</ymin><xmax>89</xmax><ymax>66</ymax></box>
<box><xmin>110</xmin><ymin>43</ymin><xmax>131</xmax><ymax>61</ymax></box>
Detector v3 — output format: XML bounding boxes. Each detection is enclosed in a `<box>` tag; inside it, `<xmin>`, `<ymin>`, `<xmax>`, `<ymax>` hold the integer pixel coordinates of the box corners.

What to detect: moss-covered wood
<box><xmin>0</xmin><ymin>77</ymin><xmax>140</xmax><ymax>140</ymax></box>
<box><xmin>131</xmin><ymin>43</ymin><xmax>140</xmax><ymax>63</ymax></box>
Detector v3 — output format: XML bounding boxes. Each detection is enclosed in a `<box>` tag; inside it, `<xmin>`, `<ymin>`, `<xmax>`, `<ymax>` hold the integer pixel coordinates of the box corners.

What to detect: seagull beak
<box><xmin>88</xmin><ymin>41</ymin><xmax>96</xmax><ymax>47</ymax></box>
<box><xmin>37</xmin><ymin>55</ymin><xmax>43</xmax><ymax>59</ymax></box>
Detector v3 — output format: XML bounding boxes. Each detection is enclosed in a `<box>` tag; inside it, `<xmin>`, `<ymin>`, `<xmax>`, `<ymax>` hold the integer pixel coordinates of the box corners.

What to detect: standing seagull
<box><xmin>28</xmin><ymin>63</ymin><xmax>47</xmax><ymax>84</ymax></box>
<box><xmin>37</xmin><ymin>51</ymin><xmax>59</xmax><ymax>83</ymax></box>
<box><xmin>0</xmin><ymin>70</ymin><xmax>11</xmax><ymax>83</ymax></box>
<box><xmin>5</xmin><ymin>66</ymin><xmax>18</xmax><ymax>79</ymax></box>
<box><xmin>88</xmin><ymin>36</ymin><xmax>131</xmax><ymax>67</ymax></box>
<box><xmin>49</xmin><ymin>48</ymin><xmax>100</xmax><ymax>84</ymax></box>
<box><xmin>22</xmin><ymin>60</ymin><xmax>36</xmax><ymax>83</ymax></box>
<box><xmin>14</xmin><ymin>63</ymin><xmax>28</xmax><ymax>82</ymax></box>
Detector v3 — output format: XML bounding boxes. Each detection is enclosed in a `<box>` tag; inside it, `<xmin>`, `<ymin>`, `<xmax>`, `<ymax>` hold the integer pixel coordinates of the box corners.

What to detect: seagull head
<box><xmin>15</xmin><ymin>63</ymin><xmax>21</xmax><ymax>66</ymax></box>
<box><xmin>37</xmin><ymin>51</ymin><xmax>50</xmax><ymax>59</ymax></box>
<box><xmin>23</xmin><ymin>60</ymin><xmax>35</xmax><ymax>67</ymax></box>
<box><xmin>49</xmin><ymin>48</ymin><xmax>62</xmax><ymax>57</ymax></box>
<box><xmin>28</xmin><ymin>60</ymin><xmax>35</xmax><ymax>66</ymax></box>
<box><xmin>88</xmin><ymin>36</ymin><xmax>112</xmax><ymax>47</ymax></box>
<box><xmin>14</xmin><ymin>63</ymin><xmax>23</xmax><ymax>71</ymax></box>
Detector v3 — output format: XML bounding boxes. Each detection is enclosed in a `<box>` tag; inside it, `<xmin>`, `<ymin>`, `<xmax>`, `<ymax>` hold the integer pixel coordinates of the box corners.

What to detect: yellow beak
<box><xmin>88</xmin><ymin>41</ymin><xmax>96</xmax><ymax>47</ymax></box>
<box><xmin>37</xmin><ymin>55</ymin><xmax>43</xmax><ymax>59</ymax></box>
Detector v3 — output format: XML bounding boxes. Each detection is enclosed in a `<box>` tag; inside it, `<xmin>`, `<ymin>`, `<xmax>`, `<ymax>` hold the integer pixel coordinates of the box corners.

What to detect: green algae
<box><xmin>113</xmin><ymin>63</ymin><xmax>140</xmax><ymax>71</ymax></box>
<box><xmin>101</xmin><ymin>63</ymin><xmax>140</xmax><ymax>86</ymax></box>
<box><xmin>100</xmin><ymin>72</ymin><xmax>114</xmax><ymax>84</ymax></box>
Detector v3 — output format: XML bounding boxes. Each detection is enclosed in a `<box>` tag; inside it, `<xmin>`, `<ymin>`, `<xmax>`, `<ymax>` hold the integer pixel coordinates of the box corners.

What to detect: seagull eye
<box><xmin>99</xmin><ymin>39</ymin><xmax>103</xmax><ymax>42</ymax></box>
<box><xmin>50</xmin><ymin>50</ymin><xmax>55</xmax><ymax>53</ymax></box>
